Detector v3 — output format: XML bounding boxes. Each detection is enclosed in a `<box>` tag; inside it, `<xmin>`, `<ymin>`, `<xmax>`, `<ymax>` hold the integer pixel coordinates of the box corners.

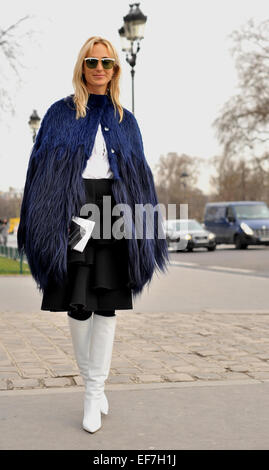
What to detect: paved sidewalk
<box><xmin>1</xmin><ymin>308</ymin><xmax>269</xmax><ymax>391</ymax></box>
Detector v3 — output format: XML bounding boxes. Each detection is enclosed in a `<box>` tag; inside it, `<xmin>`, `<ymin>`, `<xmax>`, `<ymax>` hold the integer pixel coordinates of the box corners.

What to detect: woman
<box><xmin>17</xmin><ymin>36</ymin><xmax>169</xmax><ymax>434</ymax></box>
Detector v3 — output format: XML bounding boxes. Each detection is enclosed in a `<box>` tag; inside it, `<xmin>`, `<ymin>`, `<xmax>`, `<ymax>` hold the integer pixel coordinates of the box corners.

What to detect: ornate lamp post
<box><xmin>118</xmin><ymin>2</ymin><xmax>147</xmax><ymax>114</ymax></box>
<box><xmin>180</xmin><ymin>171</ymin><xmax>189</xmax><ymax>201</ymax></box>
<box><xmin>28</xmin><ymin>109</ymin><xmax>40</xmax><ymax>143</ymax></box>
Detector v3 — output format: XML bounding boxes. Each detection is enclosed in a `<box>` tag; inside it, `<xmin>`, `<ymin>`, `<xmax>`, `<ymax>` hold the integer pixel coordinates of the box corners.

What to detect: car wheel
<box><xmin>234</xmin><ymin>235</ymin><xmax>248</xmax><ymax>249</ymax></box>
<box><xmin>207</xmin><ymin>245</ymin><xmax>216</xmax><ymax>251</ymax></box>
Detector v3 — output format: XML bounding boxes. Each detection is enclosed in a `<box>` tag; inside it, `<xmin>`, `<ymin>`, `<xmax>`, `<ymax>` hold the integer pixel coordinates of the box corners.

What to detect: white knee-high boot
<box><xmin>82</xmin><ymin>313</ymin><xmax>117</xmax><ymax>433</ymax></box>
<box><xmin>68</xmin><ymin>315</ymin><xmax>109</xmax><ymax>418</ymax></box>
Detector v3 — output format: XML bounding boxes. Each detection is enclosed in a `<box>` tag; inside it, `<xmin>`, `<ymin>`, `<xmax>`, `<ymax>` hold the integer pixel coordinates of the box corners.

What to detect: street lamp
<box><xmin>180</xmin><ymin>171</ymin><xmax>189</xmax><ymax>201</ymax></box>
<box><xmin>28</xmin><ymin>109</ymin><xmax>41</xmax><ymax>143</ymax></box>
<box><xmin>118</xmin><ymin>2</ymin><xmax>147</xmax><ymax>114</ymax></box>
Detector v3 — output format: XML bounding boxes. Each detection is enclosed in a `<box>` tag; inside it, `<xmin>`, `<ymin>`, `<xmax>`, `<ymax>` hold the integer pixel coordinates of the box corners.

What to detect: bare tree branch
<box><xmin>214</xmin><ymin>18</ymin><xmax>269</xmax><ymax>159</ymax></box>
<box><xmin>0</xmin><ymin>14</ymin><xmax>37</xmax><ymax>115</ymax></box>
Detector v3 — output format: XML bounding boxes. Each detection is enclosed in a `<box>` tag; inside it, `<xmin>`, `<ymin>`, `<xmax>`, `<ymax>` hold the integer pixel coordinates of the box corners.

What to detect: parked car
<box><xmin>163</xmin><ymin>218</ymin><xmax>216</xmax><ymax>252</ymax></box>
<box><xmin>203</xmin><ymin>201</ymin><xmax>269</xmax><ymax>249</ymax></box>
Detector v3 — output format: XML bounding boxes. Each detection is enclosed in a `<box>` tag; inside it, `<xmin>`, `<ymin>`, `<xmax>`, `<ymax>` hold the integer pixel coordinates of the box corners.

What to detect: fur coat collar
<box><xmin>17</xmin><ymin>92</ymin><xmax>169</xmax><ymax>299</ymax></box>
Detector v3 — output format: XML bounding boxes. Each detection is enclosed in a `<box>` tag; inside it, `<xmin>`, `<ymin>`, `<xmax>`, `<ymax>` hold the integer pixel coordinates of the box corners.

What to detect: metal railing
<box><xmin>0</xmin><ymin>244</ymin><xmax>27</xmax><ymax>274</ymax></box>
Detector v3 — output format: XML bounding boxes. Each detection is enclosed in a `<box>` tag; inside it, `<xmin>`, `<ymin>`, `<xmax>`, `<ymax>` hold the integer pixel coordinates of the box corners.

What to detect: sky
<box><xmin>1</xmin><ymin>0</ymin><xmax>268</xmax><ymax>195</ymax></box>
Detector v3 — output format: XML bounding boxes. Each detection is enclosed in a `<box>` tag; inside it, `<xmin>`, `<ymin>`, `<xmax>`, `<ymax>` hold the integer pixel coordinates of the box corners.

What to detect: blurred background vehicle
<box><xmin>204</xmin><ymin>201</ymin><xmax>269</xmax><ymax>249</ymax></box>
<box><xmin>164</xmin><ymin>218</ymin><xmax>216</xmax><ymax>252</ymax></box>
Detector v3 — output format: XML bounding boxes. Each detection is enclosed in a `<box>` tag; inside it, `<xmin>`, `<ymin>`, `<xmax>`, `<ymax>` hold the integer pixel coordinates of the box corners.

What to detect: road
<box><xmin>169</xmin><ymin>244</ymin><xmax>269</xmax><ymax>278</ymax></box>
<box><xmin>8</xmin><ymin>232</ymin><xmax>269</xmax><ymax>276</ymax></box>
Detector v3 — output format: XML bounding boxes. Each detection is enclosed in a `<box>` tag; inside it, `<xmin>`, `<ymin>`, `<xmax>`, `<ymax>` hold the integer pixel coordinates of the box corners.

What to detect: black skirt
<box><xmin>40</xmin><ymin>178</ymin><xmax>133</xmax><ymax>313</ymax></box>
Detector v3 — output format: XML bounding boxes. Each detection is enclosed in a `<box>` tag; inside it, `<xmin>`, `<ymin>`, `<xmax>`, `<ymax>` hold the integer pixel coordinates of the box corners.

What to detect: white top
<box><xmin>82</xmin><ymin>123</ymin><xmax>114</xmax><ymax>179</ymax></box>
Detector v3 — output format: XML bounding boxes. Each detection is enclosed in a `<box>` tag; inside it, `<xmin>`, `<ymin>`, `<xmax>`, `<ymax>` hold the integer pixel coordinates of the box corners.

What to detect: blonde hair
<box><xmin>72</xmin><ymin>36</ymin><xmax>124</xmax><ymax>123</ymax></box>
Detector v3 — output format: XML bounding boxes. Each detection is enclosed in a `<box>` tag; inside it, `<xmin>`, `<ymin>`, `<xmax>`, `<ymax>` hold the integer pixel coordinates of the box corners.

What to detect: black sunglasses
<box><xmin>84</xmin><ymin>57</ymin><xmax>115</xmax><ymax>70</ymax></box>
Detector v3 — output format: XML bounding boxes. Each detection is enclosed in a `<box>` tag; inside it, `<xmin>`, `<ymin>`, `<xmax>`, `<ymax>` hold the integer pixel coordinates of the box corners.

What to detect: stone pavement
<box><xmin>1</xmin><ymin>308</ymin><xmax>269</xmax><ymax>391</ymax></box>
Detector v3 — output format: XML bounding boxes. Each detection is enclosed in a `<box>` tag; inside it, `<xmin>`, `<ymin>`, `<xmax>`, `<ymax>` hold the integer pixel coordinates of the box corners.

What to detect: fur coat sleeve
<box><xmin>115</xmin><ymin>111</ymin><xmax>170</xmax><ymax>296</ymax></box>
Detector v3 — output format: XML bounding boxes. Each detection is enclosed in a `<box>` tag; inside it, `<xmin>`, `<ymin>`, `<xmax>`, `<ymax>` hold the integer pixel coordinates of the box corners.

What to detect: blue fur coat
<box><xmin>17</xmin><ymin>92</ymin><xmax>169</xmax><ymax>299</ymax></box>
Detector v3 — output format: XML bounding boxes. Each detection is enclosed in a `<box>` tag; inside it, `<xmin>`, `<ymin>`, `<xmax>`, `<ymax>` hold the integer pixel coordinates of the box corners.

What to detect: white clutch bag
<box><xmin>68</xmin><ymin>216</ymin><xmax>96</xmax><ymax>252</ymax></box>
